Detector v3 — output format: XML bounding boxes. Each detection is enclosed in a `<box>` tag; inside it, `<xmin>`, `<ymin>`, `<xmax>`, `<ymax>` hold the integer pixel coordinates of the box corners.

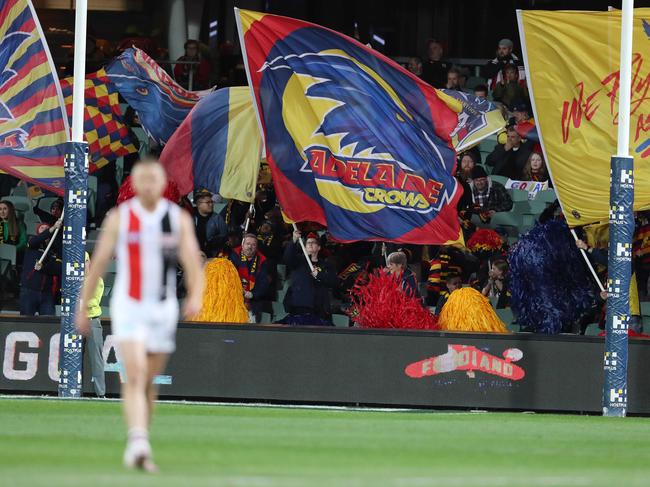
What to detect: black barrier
<box><xmin>2</xmin><ymin>317</ymin><xmax>650</xmax><ymax>413</ymax></box>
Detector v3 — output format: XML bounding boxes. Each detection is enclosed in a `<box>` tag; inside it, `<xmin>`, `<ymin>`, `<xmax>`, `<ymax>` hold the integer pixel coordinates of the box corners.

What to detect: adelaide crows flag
<box><xmin>160</xmin><ymin>86</ymin><xmax>262</xmax><ymax>202</ymax></box>
<box><xmin>106</xmin><ymin>47</ymin><xmax>206</xmax><ymax>145</ymax></box>
<box><xmin>0</xmin><ymin>0</ymin><xmax>68</xmax><ymax>194</ymax></box>
<box><xmin>60</xmin><ymin>69</ymin><xmax>138</xmax><ymax>171</ymax></box>
<box><xmin>236</xmin><ymin>9</ymin><xmax>463</xmax><ymax>244</ymax></box>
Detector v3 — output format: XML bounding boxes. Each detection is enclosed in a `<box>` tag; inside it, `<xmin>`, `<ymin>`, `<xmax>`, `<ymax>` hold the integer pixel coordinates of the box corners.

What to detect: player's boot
<box><xmin>123</xmin><ymin>428</ymin><xmax>155</xmax><ymax>472</ymax></box>
<box><xmin>137</xmin><ymin>454</ymin><xmax>159</xmax><ymax>474</ymax></box>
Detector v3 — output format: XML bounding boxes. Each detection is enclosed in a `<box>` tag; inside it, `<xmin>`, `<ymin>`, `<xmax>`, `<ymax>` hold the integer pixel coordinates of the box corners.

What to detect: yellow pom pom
<box><xmin>188</xmin><ymin>258</ymin><xmax>249</xmax><ymax>323</ymax></box>
<box><xmin>438</xmin><ymin>287</ymin><xmax>508</xmax><ymax>333</ymax></box>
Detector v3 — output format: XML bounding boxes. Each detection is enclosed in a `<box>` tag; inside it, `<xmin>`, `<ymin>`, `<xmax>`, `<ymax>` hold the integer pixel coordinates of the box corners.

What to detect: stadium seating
<box><xmin>36</xmin><ymin>197</ymin><xmax>59</xmax><ymax>213</ymax></box>
<box><xmin>2</xmin><ymin>195</ymin><xmax>30</xmax><ymax>213</ymax></box>
<box><xmin>271</xmin><ymin>301</ymin><xmax>285</xmax><ymax>321</ymax></box>
<box><xmin>489</xmin><ymin>175</ymin><xmax>508</xmax><ymax>185</ymax></box>
<box><xmin>0</xmin><ymin>244</ymin><xmax>17</xmax><ymax>267</ymax></box>
<box><xmin>640</xmin><ymin>301</ymin><xmax>650</xmax><ymax>318</ymax></box>
<box><xmin>10</xmin><ymin>184</ymin><xmax>28</xmax><ymax>197</ymax></box>
<box><xmin>332</xmin><ymin>314</ymin><xmax>350</xmax><ymax>327</ymax></box>
<box><xmin>479</xmin><ymin>136</ymin><xmax>499</xmax><ymax>158</ymax></box>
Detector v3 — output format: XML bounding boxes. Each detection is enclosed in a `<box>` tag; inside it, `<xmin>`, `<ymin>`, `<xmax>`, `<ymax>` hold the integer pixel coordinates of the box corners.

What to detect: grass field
<box><xmin>1</xmin><ymin>398</ymin><xmax>650</xmax><ymax>487</ymax></box>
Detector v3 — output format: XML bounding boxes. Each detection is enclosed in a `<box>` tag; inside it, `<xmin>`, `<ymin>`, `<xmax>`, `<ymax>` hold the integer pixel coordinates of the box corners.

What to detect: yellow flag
<box><xmin>518</xmin><ymin>9</ymin><xmax>650</xmax><ymax>227</ymax></box>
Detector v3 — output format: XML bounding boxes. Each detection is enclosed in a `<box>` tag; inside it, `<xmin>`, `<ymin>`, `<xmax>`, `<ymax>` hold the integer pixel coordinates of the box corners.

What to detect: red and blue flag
<box><xmin>236</xmin><ymin>9</ymin><xmax>463</xmax><ymax>244</ymax></box>
<box><xmin>105</xmin><ymin>47</ymin><xmax>206</xmax><ymax>145</ymax></box>
<box><xmin>160</xmin><ymin>86</ymin><xmax>262</xmax><ymax>202</ymax></box>
<box><xmin>0</xmin><ymin>0</ymin><xmax>69</xmax><ymax>194</ymax></box>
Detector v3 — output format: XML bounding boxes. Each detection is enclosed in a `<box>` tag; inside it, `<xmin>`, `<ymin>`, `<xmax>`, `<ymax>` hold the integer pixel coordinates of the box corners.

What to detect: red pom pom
<box><xmin>467</xmin><ymin>229</ymin><xmax>503</xmax><ymax>253</ymax></box>
<box><xmin>348</xmin><ymin>270</ymin><xmax>438</xmax><ymax>330</ymax></box>
<box><xmin>117</xmin><ymin>176</ymin><xmax>181</xmax><ymax>204</ymax></box>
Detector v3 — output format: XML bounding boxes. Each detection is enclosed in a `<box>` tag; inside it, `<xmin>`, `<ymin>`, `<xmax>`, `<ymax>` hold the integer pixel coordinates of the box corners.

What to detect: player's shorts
<box><xmin>109</xmin><ymin>297</ymin><xmax>179</xmax><ymax>353</ymax></box>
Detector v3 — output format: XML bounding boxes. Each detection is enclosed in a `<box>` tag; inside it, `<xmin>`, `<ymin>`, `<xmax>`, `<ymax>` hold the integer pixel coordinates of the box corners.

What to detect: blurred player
<box><xmin>76</xmin><ymin>159</ymin><xmax>204</xmax><ymax>472</ymax></box>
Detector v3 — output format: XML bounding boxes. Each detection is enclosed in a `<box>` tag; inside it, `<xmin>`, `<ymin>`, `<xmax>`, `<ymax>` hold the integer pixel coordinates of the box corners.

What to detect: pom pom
<box><xmin>508</xmin><ymin>220</ymin><xmax>595</xmax><ymax>334</ymax></box>
<box><xmin>117</xmin><ymin>175</ymin><xmax>181</xmax><ymax>204</ymax></box>
<box><xmin>189</xmin><ymin>258</ymin><xmax>249</xmax><ymax>323</ymax></box>
<box><xmin>438</xmin><ymin>287</ymin><xmax>508</xmax><ymax>333</ymax></box>
<box><xmin>348</xmin><ymin>270</ymin><xmax>438</xmax><ymax>330</ymax></box>
<box><xmin>467</xmin><ymin>229</ymin><xmax>503</xmax><ymax>253</ymax></box>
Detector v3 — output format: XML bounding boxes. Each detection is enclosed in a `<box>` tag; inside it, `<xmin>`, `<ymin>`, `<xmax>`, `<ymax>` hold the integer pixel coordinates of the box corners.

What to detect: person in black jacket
<box><xmin>19</xmin><ymin>220</ymin><xmax>63</xmax><ymax>316</ymax></box>
<box><xmin>485</xmin><ymin>127</ymin><xmax>535</xmax><ymax>179</ymax></box>
<box><xmin>279</xmin><ymin>230</ymin><xmax>337</xmax><ymax>325</ymax></box>
<box><xmin>33</xmin><ymin>197</ymin><xmax>63</xmax><ymax>226</ymax></box>
<box><xmin>420</xmin><ymin>39</ymin><xmax>449</xmax><ymax>89</ymax></box>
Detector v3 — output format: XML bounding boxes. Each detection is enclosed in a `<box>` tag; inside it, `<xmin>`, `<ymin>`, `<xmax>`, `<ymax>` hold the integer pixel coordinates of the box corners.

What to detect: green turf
<box><xmin>1</xmin><ymin>398</ymin><xmax>650</xmax><ymax>486</ymax></box>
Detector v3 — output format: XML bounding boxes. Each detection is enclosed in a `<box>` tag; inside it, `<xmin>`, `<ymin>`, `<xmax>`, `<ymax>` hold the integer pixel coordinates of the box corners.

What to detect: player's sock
<box><xmin>124</xmin><ymin>428</ymin><xmax>152</xmax><ymax>470</ymax></box>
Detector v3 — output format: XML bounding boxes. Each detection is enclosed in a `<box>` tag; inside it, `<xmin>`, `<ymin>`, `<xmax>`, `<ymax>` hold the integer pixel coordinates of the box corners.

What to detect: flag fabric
<box><xmin>59</xmin><ymin>69</ymin><xmax>137</xmax><ymax>171</ymax></box>
<box><xmin>236</xmin><ymin>9</ymin><xmax>463</xmax><ymax>244</ymax></box>
<box><xmin>514</xmin><ymin>119</ymin><xmax>539</xmax><ymax>143</ymax></box>
<box><xmin>105</xmin><ymin>47</ymin><xmax>207</xmax><ymax>145</ymax></box>
<box><xmin>440</xmin><ymin>90</ymin><xmax>505</xmax><ymax>151</ymax></box>
<box><xmin>0</xmin><ymin>0</ymin><xmax>68</xmax><ymax>194</ymax></box>
<box><xmin>518</xmin><ymin>8</ymin><xmax>650</xmax><ymax>227</ymax></box>
<box><xmin>160</xmin><ymin>86</ymin><xmax>262</xmax><ymax>202</ymax></box>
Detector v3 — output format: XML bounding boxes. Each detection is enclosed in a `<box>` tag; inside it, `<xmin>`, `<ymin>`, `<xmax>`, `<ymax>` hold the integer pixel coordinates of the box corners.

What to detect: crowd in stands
<box><xmin>3</xmin><ymin>34</ymin><xmax>649</xmax><ymax>335</ymax></box>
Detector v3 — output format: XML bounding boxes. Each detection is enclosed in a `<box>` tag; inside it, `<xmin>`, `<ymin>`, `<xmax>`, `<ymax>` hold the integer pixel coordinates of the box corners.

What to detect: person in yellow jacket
<box><xmin>85</xmin><ymin>252</ymin><xmax>106</xmax><ymax>397</ymax></box>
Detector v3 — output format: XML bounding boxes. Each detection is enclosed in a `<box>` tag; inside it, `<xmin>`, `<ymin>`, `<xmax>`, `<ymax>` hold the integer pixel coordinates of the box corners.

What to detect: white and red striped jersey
<box><xmin>112</xmin><ymin>198</ymin><xmax>181</xmax><ymax>303</ymax></box>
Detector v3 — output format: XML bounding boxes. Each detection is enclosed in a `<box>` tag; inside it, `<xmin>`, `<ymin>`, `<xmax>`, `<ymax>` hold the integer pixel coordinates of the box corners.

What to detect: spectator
<box><xmin>252</xmin><ymin>186</ymin><xmax>277</xmax><ymax>228</ymax></box>
<box><xmin>0</xmin><ymin>200</ymin><xmax>27</xmax><ymax>252</ymax></box>
<box><xmin>469</xmin><ymin>166</ymin><xmax>513</xmax><ymax>222</ymax></box>
<box><xmin>426</xmin><ymin>246</ymin><xmax>463</xmax><ymax>305</ymax></box>
<box><xmin>93</xmin><ymin>163</ymin><xmax>118</xmax><ymax>228</ymax></box>
<box><xmin>192</xmin><ymin>188</ymin><xmax>227</xmax><ymax>256</ymax></box>
<box><xmin>421</xmin><ymin>39</ymin><xmax>449</xmax><ymax>88</ymax></box>
<box><xmin>481</xmin><ymin>258</ymin><xmax>510</xmax><ymax>308</ymax></box>
<box><xmin>512</xmin><ymin>102</ymin><xmax>533</xmax><ymax>125</ymax></box>
<box><xmin>575</xmin><ymin>238</ymin><xmax>642</xmax><ymax>331</ymax></box>
<box><xmin>19</xmin><ymin>221</ymin><xmax>62</xmax><ymax>316</ymax></box>
<box><xmin>406</xmin><ymin>57</ymin><xmax>423</xmax><ymax>77</ymax></box>
<box><xmin>229</xmin><ymin>233</ymin><xmax>271</xmax><ymax>322</ymax></box>
<box><xmin>484</xmin><ymin>38</ymin><xmax>526</xmax><ymax>91</ymax></box>
<box><xmin>0</xmin><ymin>174</ymin><xmax>19</xmax><ymax>198</ymax></box>
<box><xmin>435</xmin><ymin>274</ymin><xmax>462</xmax><ymax>315</ymax></box>
<box><xmin>474</xmin><ymin>84</ymin><xmax>488</xmax><ymax>100</ymax></box>
<box><xmin>456</xmin><ymin>151</ymin><xmax>479</xmax><ymax>183</ymax></box>
<box><xmin>34</xmin><ymin>197</ymin><xmax>63</xmax><ymax>226</ymax></box>
<box><xmin>281</xmin><ymin>230</ymin><xmax>337</xmax><ymax>325</ymax></box>
<box><xmin>84</xmin><ymin>252</ymin><xmax>106</xmax><ymax>398</ymax></box>
<box><xmin>217</xmin><ymin>229</ymin><xmax>242</xmax><ymax>258</ymax></box>
<box><xmin>445</xmin><ymin>67</ymin><xmax>462</xmax><ymax>90</ymax></box>
<box><xmin>173</xmin><ymin>39</ymin><xmax>211</xmax><ymax>90</ymax></box>
<box><xmin>492</xmin><ymin>64</ymin><xmax>529</xmax><ymax>110</ymax></box>
<box><xmin>385</xmin><ymin>251</ymin><xmax>418</xmax><ymax>297</ymax></box>
<box><xmin>520</xmin><ymin>152</ymin><xmax>550</xmax><ymax>183</ymax></box>
<box><xmin>222</xmin><ymin>199</ymin><xmax>250</xmax><ymax>232</ymax></box>
<box><xmin>485</xmin><ymin>127</ymin><xmax>534</xmax><ymax>179</ymax></box>
<box><xmin>457</xmin><ymin>66</ymin><xmax>471</xmax><ymax>92</ymax></box>
<box><xmin>256</xmin><ymin>220</ymin><xmax>282</xmax><ymax>261</ymax></box>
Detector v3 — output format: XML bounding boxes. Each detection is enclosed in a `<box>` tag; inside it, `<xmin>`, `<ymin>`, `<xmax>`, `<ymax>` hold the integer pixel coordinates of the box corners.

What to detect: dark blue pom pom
<box><xmin>508</xmin><ymin>220</ymin><xmax>595</xmax><ymax>334</ymax></box>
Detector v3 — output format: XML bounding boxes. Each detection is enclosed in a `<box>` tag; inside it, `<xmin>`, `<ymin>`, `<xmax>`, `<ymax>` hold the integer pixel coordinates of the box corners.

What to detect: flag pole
<box><xmin>292</xmin><ymin>223</ymin><xmax>315</xmax><ymax>273</ymax></box>
<box><xmin>569</xmin><ymin>229</ymin><xmax>606</xmax><ymax>293</ymax></box>
<box><xmin>36</xmin><ymin>210</ymin><xmax>64</xmax><ymax>268</ymax></box>
<box><xmin>603</xmin><ymin>0</ymin><xmax>634</xmax><ymax>417</ymax></box>
<box><xmin>59</xmin><ymin>0</ymin><xmax>89</xmax><ymax>398</ymax></box>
